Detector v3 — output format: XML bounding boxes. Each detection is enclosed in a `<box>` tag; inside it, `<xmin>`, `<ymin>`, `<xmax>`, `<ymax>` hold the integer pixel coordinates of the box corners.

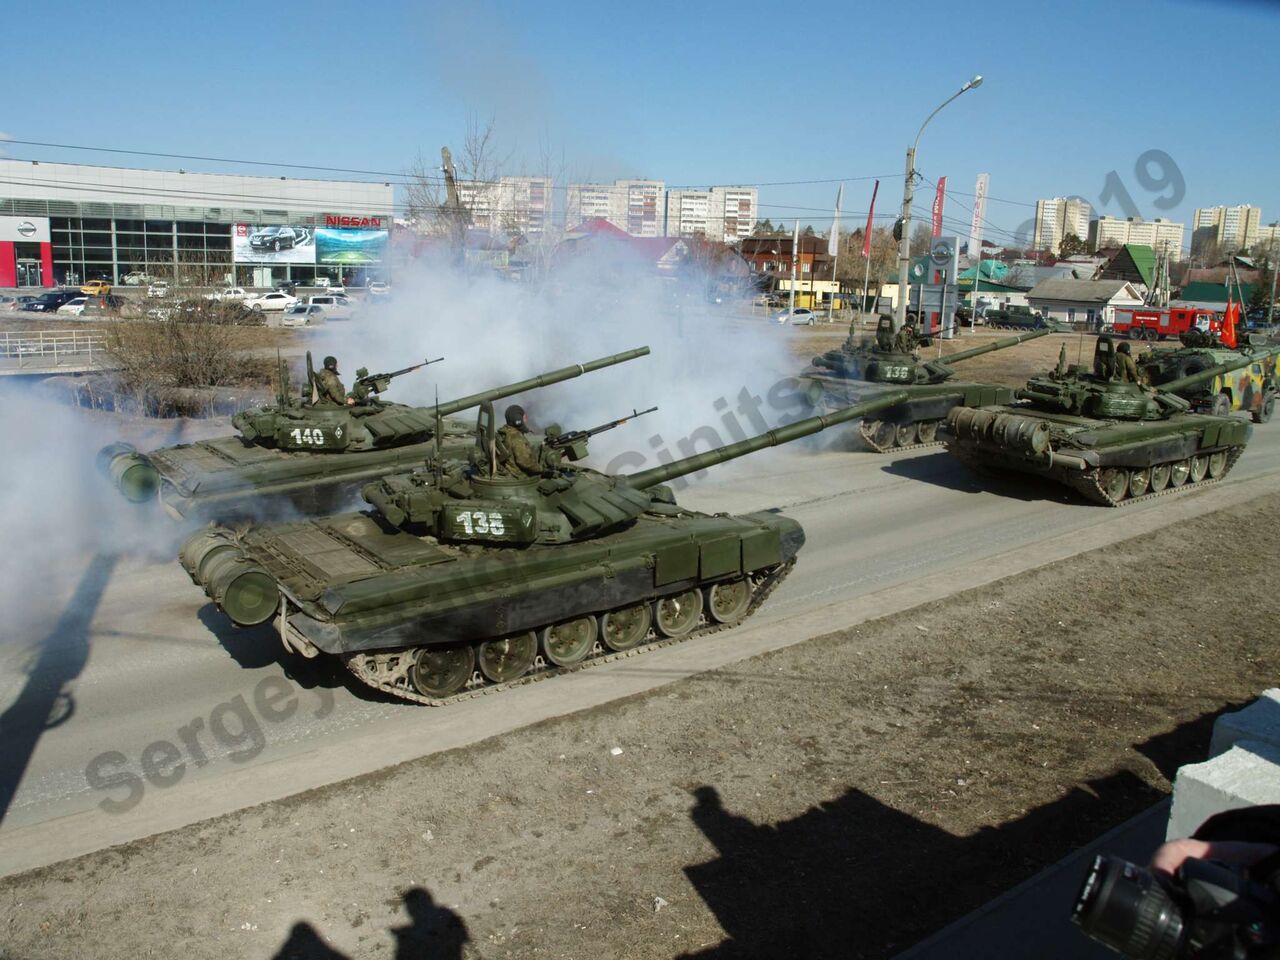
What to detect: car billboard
<box><xmin>233</xmin><ymin>224</ymin><xmax>316</xmax><ymax>264</ymax></box>
<box><xmin>315</xmin><ymin>228</ymin><xmax>388</xmax><ymax>265</ymax></box>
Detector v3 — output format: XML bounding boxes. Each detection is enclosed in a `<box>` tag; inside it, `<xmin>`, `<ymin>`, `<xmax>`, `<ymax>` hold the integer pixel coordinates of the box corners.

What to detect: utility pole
<box><xmin>893</xmin><ymin>75</ymin><xmax>983</xmax><ymax>333</ymax></box>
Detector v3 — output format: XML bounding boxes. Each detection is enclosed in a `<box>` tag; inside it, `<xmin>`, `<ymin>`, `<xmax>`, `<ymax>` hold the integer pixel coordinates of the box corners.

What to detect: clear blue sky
<box><xmin>5</xmin><ymin>0</ymin><xmax>1279</xmax><ymax>247</ymax></box>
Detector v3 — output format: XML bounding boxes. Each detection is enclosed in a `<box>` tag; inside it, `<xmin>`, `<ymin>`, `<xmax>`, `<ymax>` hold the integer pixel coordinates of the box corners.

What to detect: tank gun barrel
<box><xmin>934</xmin><ymin>327</ymin><xmax>1051</xmax><ymax>365</ymax></box>
<box><xmin>433</xmin><ymin>347</ymin><xmax>650</xmax><ymax>418</ymax></box>
<box><xmin>1157</xmin><ymin>346</ymin><xmax>1280</xmax><ymax>396</ymax></box>
<box><xmin>625</xmin><ymin>391</ymin><xmax>908</xmax><ymax>490</ymax></box>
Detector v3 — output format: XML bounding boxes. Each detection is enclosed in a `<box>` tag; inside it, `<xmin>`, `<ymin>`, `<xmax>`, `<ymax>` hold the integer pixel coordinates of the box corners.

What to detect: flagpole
<box><xmin>789</xmin><ymin>220</ymin><xmax>798</xmax><ymax>319</ymax></box>
<box><xmin>827</xmin><ymin>185</ymin><xmax>843</xmax><ymax>323</ymax></box>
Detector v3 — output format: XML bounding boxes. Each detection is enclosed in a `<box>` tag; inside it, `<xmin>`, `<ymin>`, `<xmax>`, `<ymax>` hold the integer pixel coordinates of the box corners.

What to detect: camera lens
<box><xmin>1073</xmin><ymin>855</ymin><xmax>1186</xmax><ymax>960</ymax></box>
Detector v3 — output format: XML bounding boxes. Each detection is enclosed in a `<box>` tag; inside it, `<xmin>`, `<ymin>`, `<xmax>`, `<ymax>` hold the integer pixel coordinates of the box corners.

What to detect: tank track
<box><xmin>857</xmin><ymin>419</ymin><xmax>944</xmax><ymax>454</ymax></box>
<box><xmin>1063</xmin><ymin>446</ymin><xmax>1245</xmax><ymax>507</ymax></box>
<box><xmin>340</xmin><ymin>560</ymin><xmax>796</xmax><ymax>706</ymax></box>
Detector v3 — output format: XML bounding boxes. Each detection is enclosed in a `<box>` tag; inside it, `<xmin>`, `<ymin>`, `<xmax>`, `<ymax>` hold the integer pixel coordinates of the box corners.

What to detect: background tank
<box><xmin>983</xmin><ymin>304</ymin><xmax>1072</xmax><ymax>332</ymax></box>
<box><xmin>1138</xmin><ymin>334</ymin><xmax>1277</xmax><ymax>423</ymax></box>
<box><xmin>944</xmin><ymin>336</ymin><xmax>1280</xmax><ymax>506</ymax></box>
<box><xmin>799</xmin><ymin>314</ymin><xmax>1051</xmax><ymax>452</ymax></box>
<box><xmin>180</xmin><ymin>389</ymin><xmax>908</xmax><ymax>705</ymax></box>
<box><xmin>97</xmin><ymin>346</ymin><xmax>649</xmax><ymax>520</ymax></box>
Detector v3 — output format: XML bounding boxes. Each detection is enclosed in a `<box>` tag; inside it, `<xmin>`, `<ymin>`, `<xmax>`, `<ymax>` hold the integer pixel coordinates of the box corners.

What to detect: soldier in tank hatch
<box><xmin>495</xmin><ymin>404</ymin><xmax>541</xmax><ymax>478</ymax></box>
<box><xmin>1116</xmin><ymin>341</ymin><xmax>1140</xmax><ymax>383</ymax></box>
<box><xmin>315</xmin><ymin>356</ymin><xmax>355</xmax><ymax>406</ymax></box>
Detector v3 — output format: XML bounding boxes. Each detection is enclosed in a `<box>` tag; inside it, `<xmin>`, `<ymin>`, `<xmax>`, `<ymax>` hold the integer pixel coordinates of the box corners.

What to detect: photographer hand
<box><xmin>1150</xmin><ymin>838</ymin><xmax>1280</xmax><ymax>877</ymax></box>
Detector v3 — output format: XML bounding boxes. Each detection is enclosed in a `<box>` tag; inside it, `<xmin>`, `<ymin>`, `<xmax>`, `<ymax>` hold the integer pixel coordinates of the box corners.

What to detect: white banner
<box><xmin>828</xmin><ymin>184</ymin><xmax>843</xmax><ymax>256</ymax></box>
<box><xmin>969</xmin><ymin>173</ymin><xmax>989</xmax><ymax>258</ymax></box>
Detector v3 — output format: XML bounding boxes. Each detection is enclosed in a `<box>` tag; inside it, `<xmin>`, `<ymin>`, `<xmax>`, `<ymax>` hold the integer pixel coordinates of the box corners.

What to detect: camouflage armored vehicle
<box><xmin>1138</xmin><ymin>333</ymin><xmax>1277</xmax><ymax>423</ymax></box>
<box><xmin>984</xmin><ymin>304</ymin><xmax>1072</xmax><ymax>333</ymax></box>
<box><xmin>945</xmin><ymin>336</ymin><xmax>1280</xmax><ymax>506</ymax></box>
<box><xmin>179</xmin><ymin>389</ymin><xmax>909</xmax><ymax>704</ymax></box>
<box><xmin>99</xmin><ymin>346</ymin><xmax>649</xmax><ymax>520</ymax></box>
<box><xmin>799</xmin><ymin>315</ymin><xmax>1051</xmax><ymax>451</ymax></box>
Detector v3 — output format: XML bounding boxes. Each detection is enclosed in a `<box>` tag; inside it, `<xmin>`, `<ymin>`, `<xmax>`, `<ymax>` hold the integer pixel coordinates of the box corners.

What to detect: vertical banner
<box><xmin>828</xmin><ymin>184</ymin><xmax>843</xmax><ymax>256</ymax></box>
<box><xmin>931</xmin><ymin>176</ymin><xmax>947</xmax><ymax>238</ymax></box>
<box><xmin>969</xmin><ymin>173</ymin><xmax>989</xmax><ymax>259</ymax></box>
<box><xmin>862</xmin><ymin>180</ymin><xmax>879</xmax><ymax>258</ymax></box>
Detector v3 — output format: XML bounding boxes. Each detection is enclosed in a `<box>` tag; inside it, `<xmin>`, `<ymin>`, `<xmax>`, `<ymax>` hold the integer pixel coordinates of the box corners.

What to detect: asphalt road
<box><xmin>3</xmin><ymin>426</ymin><xmax>1279</xmax><ymax>876</ymax></box>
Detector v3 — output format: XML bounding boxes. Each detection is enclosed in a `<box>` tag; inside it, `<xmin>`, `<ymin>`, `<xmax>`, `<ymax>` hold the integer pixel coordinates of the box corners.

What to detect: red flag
<box><xmin>931</xmin><ymin>176</ymin><xmax>947</xmax><ymax>238</ymax></box>
<box><xmin>862</xmin><ymin>180</ymin><xmax>879</xmax><ymax>258</ymax></box>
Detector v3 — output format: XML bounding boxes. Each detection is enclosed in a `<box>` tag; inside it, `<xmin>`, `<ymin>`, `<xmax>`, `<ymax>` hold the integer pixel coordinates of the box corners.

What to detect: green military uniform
<box><xmin>1116</xmin><ymin>348</ymin><xmax>1139</xmax><ymax>383</ymax></box>
<box><xmin>893</xmin><ymin>324</ymin><xmax>917</xmax><ymax>354</ymax></box>
<box><xmin>495</xmin><ymin>424</ymin><xmax>540</xmax><ymax>478</ymax></box>
<box><xmin>315</xmin><ymin>367</ymin><xmax>346</xmax><ymax>405</ymax></box>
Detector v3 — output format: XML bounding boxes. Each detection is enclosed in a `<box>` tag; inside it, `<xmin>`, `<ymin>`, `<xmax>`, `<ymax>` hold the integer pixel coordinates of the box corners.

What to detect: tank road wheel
<box><xmin>1127</xmin><ymin>467</ymin><xmax>1150</xmax><ymax>498</ymax></box>
<box><xmin>895</xmin><ymin>422</ymin><xmax>919</xmax><ymax>446</ymax></box>
<box><xmin>1149</xmin><ymin>462</ymin><xmax>1171</xmax><ymax>492</ymax></box>
<box><xmin>1099</xmin><ymin>468</ymin><xmax>1129</xmax><ymax>502</ymax></box>
<box><xmin>540</xmin><ymin>617</ymin><xmax>597</xmax><ymax>667</ymax></box>
<box><xmin>1211</xmin><ymin>394</ymin><xmax>1231</xmax><ymax>417</ymax></box>
<box><xmin>873</xmin><ymin>420</ymin><xmax>897</xmax><ymax>449</ymax></box>
<box><xmin>410</xmin><ymin>645</ymin><xmax>475</xmax><ymax>699</ymax></box>
<box><xmin>917</xmin><ymin>420</ymin><xmax>939</xmax><ymax>444</ymax></box>
<box><xmin>600</xmin><ymin>604</ymin><xmax>652</xmax><ymax>652</ymax></box>
<box><xmin>654</xmin><ymin>588</ymin><xmax>703</xmax><ymax>638</ymax></box>
<box><xmin>1170</xmin><ymin>459</ymin><xmax>1192</xmax><ymax>487</ymax></box>
<box><xmin>1189</xmin><ymin>454</ymin><xmax>1210</xmax><ymax>483</ymax></box>
<box><xmin>1207</xmin><ymin>451</ymin><xmax>1229</xmax><ymax>478</ymax></box>
<box><xmin>707</xmin><ymin>579</ymin><xmax>751</xmax><ymax>624</ymax></box>
<box><xmin>477</xmin><ymin>632</ymin><xmax>537</xmax><ymax>684</ymax></box>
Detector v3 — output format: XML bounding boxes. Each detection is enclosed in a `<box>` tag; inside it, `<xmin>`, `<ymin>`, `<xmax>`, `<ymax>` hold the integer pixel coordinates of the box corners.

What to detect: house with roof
<box><xmin>1174</xmin><ymin>281</ymin><xmax>1256</xmax><ymax>310</ymax></box>
<box><xmin>1026</xmin><ymin>278</ymin><xmax>1145</xmax><ymax>328</ymax></box>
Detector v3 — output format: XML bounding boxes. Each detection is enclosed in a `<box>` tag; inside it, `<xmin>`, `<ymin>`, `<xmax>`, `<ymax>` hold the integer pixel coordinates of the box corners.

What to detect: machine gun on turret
<box><xmin>350</xmin><ymin>357</ymin><xmax>445</xmax><ymax>402</ymax></box>
<box><xmin>546</xmin><ymin>406</ymin><xmax>659</xmax><ymax>460</ymax></box>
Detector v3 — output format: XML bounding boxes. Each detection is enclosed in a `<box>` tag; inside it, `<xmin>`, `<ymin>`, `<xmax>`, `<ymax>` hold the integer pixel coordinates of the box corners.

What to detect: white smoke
<box><xmin>317</xmin><ymin>241</ymin><xmax>811</xmax><ymax>487</ymax></box>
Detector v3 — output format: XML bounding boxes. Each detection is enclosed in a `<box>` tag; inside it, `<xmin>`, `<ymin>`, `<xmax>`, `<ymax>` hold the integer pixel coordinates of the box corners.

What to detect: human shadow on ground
<box><xmin>679</xmin><ymin>713</ymin><xmax>1225</xmax><ymax>959</ymax></box>
<box><xmin>0</xmin><ymin>553</ymin><xmax>116</xmax><ymax>827</ymax></box>
<box><xmin>270</xmin><ymin>886</ymin><xmax>472</xmax><ymax>959</ymax></box>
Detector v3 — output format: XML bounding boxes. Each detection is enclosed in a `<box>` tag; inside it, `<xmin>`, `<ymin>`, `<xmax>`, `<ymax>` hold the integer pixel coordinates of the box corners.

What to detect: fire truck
<box><xmin>1110</xmin><ymin>305</ymin><xmax>1224</xmax><ymax>341</ymax></box>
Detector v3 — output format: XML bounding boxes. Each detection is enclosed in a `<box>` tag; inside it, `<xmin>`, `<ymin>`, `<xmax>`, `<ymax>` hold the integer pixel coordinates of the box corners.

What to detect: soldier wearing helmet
<box><xmin>315</xmin><ymin>355</ymin><xmax>354</xmax><ymax>406</ymax></box>
<box><xmin>1116</xmin><ymin>341</ymin><xmax>1140</xmax><ymax>383</ymax></box>
<box><xmin>495</xmin><ymin>404</ymin><xmax>541</xmax><ymax>478</ymax></box>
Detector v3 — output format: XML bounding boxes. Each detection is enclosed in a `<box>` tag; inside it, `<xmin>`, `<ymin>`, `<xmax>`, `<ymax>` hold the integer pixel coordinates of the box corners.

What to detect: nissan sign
<box><xmin>0</xmin><ymin>215</ymin><xmax>51</xmax><ymax>242</ymax></box>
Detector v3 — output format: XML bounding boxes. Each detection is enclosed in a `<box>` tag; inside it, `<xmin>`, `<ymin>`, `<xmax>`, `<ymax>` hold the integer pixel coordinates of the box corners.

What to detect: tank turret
<box><xmin>180</xmin><ymin>389</ymin><xmax>908</xmax><ymax>704</ymax></box>
<box><xmin>799</xmin><ymin>315</ymin><xmax>1054</xmax><ymax>453</ymax></box>
<box><xmin>945</xmin><ymin>336</ymin><xmax>1280</xmax><ymax>506</ymax></box>
<box><xmin>99</xmin><ymin>346</ymin><xmax>650</xmax><ymax>519</ymax></box>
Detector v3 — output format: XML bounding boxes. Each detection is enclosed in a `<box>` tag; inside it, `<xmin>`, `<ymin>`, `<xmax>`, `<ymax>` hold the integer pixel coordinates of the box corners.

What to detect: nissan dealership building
<box><xmin>0</xmin><ymin>159</ymin><xmax>394</xmax><ymax>288</ymax></box>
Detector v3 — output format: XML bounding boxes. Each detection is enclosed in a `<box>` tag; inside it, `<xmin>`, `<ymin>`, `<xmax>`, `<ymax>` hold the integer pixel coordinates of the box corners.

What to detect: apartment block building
<box><xmin>565</xmin><ymin>179</ymin><xmax>666</xmax><ymax>238</ymax></box>
<box><xmin>664</xmin><ymin>186</ymin><xmax>758</xmax><ymax>243</ymax></box>
<box><xmin>456</xmin><ymin>176</ymin><xmax>553</xmax><ymax>236</ymax></box>
<box><xmin>1193</xmin><ymin>205</ymin><xmax>1263</xmax><ymax>253</ymax></box>
<box><xmin>1088</xmin><ymin>216</ymin><xmax>1185</xmax><ymax>257</ymax></box>
<box><xmin>1033</xmin><ymin>197</ymin><xmax>1091</xmax><ymax>253</ymax></box>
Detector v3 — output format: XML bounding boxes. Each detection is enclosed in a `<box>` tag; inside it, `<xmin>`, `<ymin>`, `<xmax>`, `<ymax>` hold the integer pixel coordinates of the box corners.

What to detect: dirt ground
<box><xmin>3</xmin><ymin>489</ymin><xmax>1277</xmax><ymax>959</ymax></box>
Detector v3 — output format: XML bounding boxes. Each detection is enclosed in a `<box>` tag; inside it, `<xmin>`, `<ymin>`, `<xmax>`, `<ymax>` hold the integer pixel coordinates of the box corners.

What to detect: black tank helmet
<box><xmin>323</xmin><ymin>355</ymin><xmax>338</xmax><ymax>371</ymax></box>
<box><xmin>505</xmin><ymin>404</ymin><xmax>526</xmax><ymax>428</ymax></box>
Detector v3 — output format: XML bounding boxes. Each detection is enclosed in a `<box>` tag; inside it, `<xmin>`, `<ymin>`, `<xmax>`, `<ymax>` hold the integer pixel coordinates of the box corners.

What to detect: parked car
<box><xmin>57</xmin><ymin>297</ymin><xmax>89</xmax><ymax>316</ymax></box>
<box><xmin>245</xmin><ymin>291</ymin><xmax>299</xmax><ymax>312</ymax></box>
<box><xmin>204</xmin><ymin>287</ymin><xmax>248</xmax><ymax>302</ymax></box>
<box><xmin>312</xmin><ymin>277</ymin><xmax>331</xmax><ymax>289</ymax></box>
<box><xmin>81</xmin><ymin>294</ymin><xmax>127</xmax><ymax>317</ymax></box>
<box><xmin>250</xmin><ymin>226</ymin><xmax>302</xmax><ymax>252</ymax></box>
<box><xmin>274</xmin><ymin>279</ymin><xmax>302</xmax><ymax>294</ymax></box>
<box><xmin>80</xmin><ymin>280</ymin><xmax>112</xmax><ymax>296</ymax></box>
<box><xmin>121</xmin><ymin>271</ymin><xmax>153</xmax><ymax>285</ymax></box>
<box><xmin>366</xmin><ymin>280</ymin><xmax>390</xmax><ymax>296</ymax></box>
<box><xmin>146</xmin><ymin>281</ymin><xmax>170</xmax><ymax>298</ymax></box>
<box><xmin>281</xmin><ymin>304</ymin><xmax>327</xmax><ymax>327</ymax></box>
<box><xmin>774</xmin><ymin>307</ymin><xmax>818</xmax><ymax>325</ymax></box>
<box><xmin>308</xmin><ymin>294</ymin><xmax>351</xmax><ymax>308</ymax></box>
<box><xmin>23</xmin><ymin>291</ymin><xmax>79</xmax><ymax>313</ymax></box>
<box><xmin>4</xmin><ymin>295</ymin><xmax>37</xmax><ymax>312</ymax></box>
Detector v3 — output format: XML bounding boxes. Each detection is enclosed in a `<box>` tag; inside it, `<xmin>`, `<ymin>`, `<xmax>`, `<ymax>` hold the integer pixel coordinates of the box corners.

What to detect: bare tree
<box><xmin>403</xmin><ymin>113</ymin><xmax>513</xmax><ymax>238</ymax></box>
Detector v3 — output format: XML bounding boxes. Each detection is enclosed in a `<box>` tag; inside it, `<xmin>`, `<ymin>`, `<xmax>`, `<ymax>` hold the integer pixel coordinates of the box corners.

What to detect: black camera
<box><xmin>1072</xmin><ymin>853</ymin><xmax>1280</xmax><ymax>959</ymax></box>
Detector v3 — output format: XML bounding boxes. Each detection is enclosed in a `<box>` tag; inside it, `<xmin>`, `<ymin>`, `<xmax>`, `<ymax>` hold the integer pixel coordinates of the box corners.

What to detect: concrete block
<box><xmin>1210</xmin><ymin>689</ymin><xmax>1280</xmax><ymax>758</ymax></box>
<box><xmin>1167</xmin><ymin>740</ymin><xmax>1280</xmax><ymax>840</ymax></box>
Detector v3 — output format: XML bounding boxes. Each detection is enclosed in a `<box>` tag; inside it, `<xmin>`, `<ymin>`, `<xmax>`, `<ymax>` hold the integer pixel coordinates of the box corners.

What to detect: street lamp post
<box><xmin>893</xmin><ymin>74</ymin><xmax>984</xmax><ymax>332</ymax></box>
